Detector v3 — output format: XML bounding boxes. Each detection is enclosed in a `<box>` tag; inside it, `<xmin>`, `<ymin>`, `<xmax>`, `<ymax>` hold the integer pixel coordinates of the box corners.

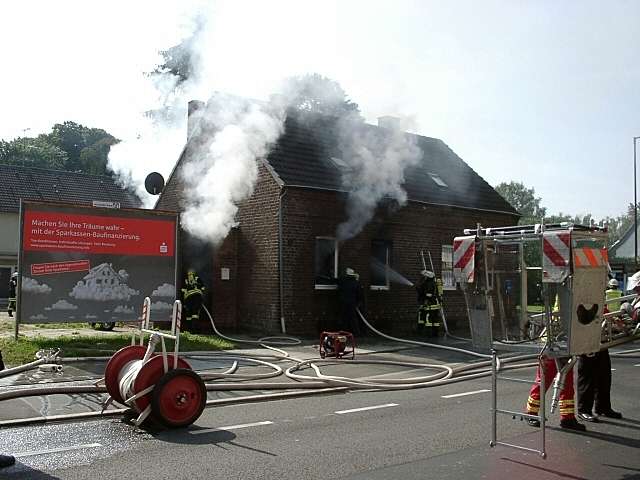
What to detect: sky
<box><xmin>1</xmin><ymin>0</ymin><xmax>638</xmax><ymax>220</ymax></box>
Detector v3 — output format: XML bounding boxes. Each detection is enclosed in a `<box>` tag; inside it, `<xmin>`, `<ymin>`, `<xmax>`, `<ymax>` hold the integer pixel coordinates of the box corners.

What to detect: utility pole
<box><xmin>635</xmin><ymin>136</ymin><xmax>640</xmax><ymax>270</ymax></box>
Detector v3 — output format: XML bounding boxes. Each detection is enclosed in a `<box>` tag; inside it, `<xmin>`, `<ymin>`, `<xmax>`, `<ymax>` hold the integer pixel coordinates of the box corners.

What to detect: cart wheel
<box><xmin>100</xmin><ymin>322</ymin><xmax>115</xmax><ymax>331</ymax></box>
<box><xmin>151</xmin><ymin>369</ymin><xmax>206</xmax><ymax>428</ymax></box>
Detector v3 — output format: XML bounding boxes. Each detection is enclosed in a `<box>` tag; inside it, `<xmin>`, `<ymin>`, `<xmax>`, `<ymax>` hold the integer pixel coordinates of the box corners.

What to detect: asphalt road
<box><xmin>0</xmin><ymin>346</ymin><xmax>638</xmax><ymax>480</ymax></box>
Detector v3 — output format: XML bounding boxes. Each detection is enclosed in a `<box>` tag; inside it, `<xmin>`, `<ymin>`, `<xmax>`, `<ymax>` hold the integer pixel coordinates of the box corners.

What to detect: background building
<box><xmin>0</xmin><ymin>164</ymin><xmax>139</xmax><ymax>307</ymax></box>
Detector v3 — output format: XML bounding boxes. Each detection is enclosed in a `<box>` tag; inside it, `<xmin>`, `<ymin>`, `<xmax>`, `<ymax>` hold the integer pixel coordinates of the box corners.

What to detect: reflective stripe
<box><xmin>573</xmin><ymin>247</ymin><xmax>607</xmax><ymax>268</ymax></box>
<box><xmin>453</xmin><ymin>236</ymin><xmax>475</xmax><ymax>283</ymax></box>
<box><xmin>543</xmin><ymin>232</ymin><xmax>570</xmax><ymax>282</ymax></box>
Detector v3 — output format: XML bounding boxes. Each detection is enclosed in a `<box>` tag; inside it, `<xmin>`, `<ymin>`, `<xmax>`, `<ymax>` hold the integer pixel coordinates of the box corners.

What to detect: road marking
<box><xmin>335</xmin><ymin>403</ymin><xmax>399</xmax><ymax>415</ymax></box>
<box><xmin>634</xmin><ymin>364</ymin><xmax>640</xmax><ymax>367</ymax></box>
<box><xmin>14</xmin><ymin>443</ymin><xmax>102</xmax><ymax>458</ymax></box>
<box><xmin>442</xmin><ymin>389</ymin><xmax>490</xmax><ymax>399</ymax></box>
<box><xmin>192</xmin><ymin>420</ymin><xmax>274</xmax><ymax>434</ymax></box>
<box><xmin>611</xmin><ymin>368</ymin><xmax>616</xmax><ymax>371</ymax></box>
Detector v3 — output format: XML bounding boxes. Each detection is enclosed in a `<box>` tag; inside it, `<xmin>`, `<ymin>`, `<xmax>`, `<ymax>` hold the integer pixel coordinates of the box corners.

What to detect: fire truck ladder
<box><xmin>489</xmin><ymin>349</ymin><xmax>547</xmax><ymax>458</ymax></box>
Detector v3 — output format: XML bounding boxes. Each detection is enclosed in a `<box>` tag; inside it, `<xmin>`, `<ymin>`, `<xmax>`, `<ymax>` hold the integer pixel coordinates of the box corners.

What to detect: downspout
<box><xmin>278</xmin><ymin>187</ymin><xmax>287</xmax><ymax>334</ymax></box>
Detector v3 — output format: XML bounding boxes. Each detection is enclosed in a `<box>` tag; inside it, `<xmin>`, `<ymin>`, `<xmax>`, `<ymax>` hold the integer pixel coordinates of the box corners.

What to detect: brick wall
<box><xmin>280</xmin><ymin>187</ymin><xmax>518</xmax><ymax>335</ymax></box>
<box><xmin>210</xmin><ymin>172</ymin><xmax>517</xmax><ymax>337</ymax></box>
<box><xmin>231</xmin><ymin>163</ymin><xmax>282</xmax><ymax>332</ymax></box>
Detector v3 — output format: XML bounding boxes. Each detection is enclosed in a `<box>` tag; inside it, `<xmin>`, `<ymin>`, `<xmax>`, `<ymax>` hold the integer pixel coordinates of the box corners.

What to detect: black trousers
<box><xmin>339</xmin><ymin>304</ymin><xmax>361</xmax><ymax>335</ymax></box>
<box><xmin>577</xmin><ymin>350</ymin><xmax>612</xmax><ymax>414</ymax></box>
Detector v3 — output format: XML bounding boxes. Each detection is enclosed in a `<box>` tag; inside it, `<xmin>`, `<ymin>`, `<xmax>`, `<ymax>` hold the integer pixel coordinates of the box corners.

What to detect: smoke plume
<box><xmin>180</xmin><ymin>96</ymin><xmax>285</xmax><ymax>244</ymax></box>
<box><xmin>336</xmin><ymin>114</ymin><xmax>422</xmax><ymax>240</ymax></box>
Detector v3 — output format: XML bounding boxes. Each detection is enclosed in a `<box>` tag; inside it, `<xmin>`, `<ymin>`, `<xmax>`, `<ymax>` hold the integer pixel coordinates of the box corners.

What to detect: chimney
<box><xmin>187</xmin><ymin>99</ymin><xmax>205</xmax><ymax>140</ymax></box>
<box><xmin>377</xmin><ymin>115</ymin><xmax>401</xmax><ymax>131</ymax></box>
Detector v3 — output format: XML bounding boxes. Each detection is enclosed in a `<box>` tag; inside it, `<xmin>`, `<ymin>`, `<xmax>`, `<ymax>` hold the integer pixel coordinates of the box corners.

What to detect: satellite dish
<box><xmin>145</xmin><ymin>172</ymin><xmax>165</xmax><ymax>195</ymax></box>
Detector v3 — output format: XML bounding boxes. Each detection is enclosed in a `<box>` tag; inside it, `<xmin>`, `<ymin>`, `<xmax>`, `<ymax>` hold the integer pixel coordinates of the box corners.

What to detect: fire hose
<box><xmin>0</xmin><ymin>306</ymin><xmax>545</xmax><ymax>427</ymax></box>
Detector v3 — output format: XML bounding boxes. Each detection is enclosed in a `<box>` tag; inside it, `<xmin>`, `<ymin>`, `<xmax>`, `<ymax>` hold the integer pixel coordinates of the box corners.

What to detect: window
<box><xmin>428</xmin><ymin>172</ymin><xmax>448</xmax><ymax>188</ymax></box>
<box><xmin>441</xmin><ymin>245</ymin><xmax>456</xmax><ymax>290</ymax></box>
<box><xmin>370</xmin><ymin>239</ymin><xmax>391</xmax><ymax>290</ymax></box>
<box><xmin>315</xmin><ymin>237</ymin><xmax>338</xmax><ymax>289</ymax></box>
<box><xmin>330</xmin><ymin>156</ymin><xmax>349</xmax><ymax>170</ymax></box>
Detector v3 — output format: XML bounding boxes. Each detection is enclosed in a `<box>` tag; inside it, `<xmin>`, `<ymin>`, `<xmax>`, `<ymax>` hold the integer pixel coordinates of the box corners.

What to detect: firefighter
<box><xmin>526</xmin><ymin>357</ymin><xmax>585</xmax><ymax>431</ymax></box>
<box><xmin>525</xmin><ymin>290</ymin><xmax>586</xmax><ymax>431</ymax></box>
<box><xmin>577</xmin><ymin>278</ymin><xmax>624</xmax><ymax>422</ymax></box>
<box><xmin>181</xmin><ymin>269</ymin><xmax>205</xmax><ymax>332</ymax></box>
<box><xmin>7</xmin><ymin>272</ymin><xmax>17</xmax><ymax>318</ymax></box>
<box><xmin>415</xmin><ymin>270</ymin><xmax>442</xmax><ymax>337</ymax></box>
<box><xmin>337</xmin><ymin>267</ymin><xmax>364</xmax><ymax>335</ymax></box>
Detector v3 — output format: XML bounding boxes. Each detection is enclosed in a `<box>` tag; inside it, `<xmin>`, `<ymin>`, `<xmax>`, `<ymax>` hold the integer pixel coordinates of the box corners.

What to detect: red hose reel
<box><xmin>102</xmin><ymin>297</ymin><xmax>206</xmax><ymax>428</ymax></box>
<box><xmin>319</xmin><ymin>331</ymin><xmax>356</xmax><ymax>359</ymax></box>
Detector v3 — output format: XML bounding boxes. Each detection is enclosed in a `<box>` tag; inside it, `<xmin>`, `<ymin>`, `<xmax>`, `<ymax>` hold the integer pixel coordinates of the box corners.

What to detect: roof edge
<box><xmin>283</xmin><ymin>184</ymin><xmax>522</xmax><ymax>217</ymax></box>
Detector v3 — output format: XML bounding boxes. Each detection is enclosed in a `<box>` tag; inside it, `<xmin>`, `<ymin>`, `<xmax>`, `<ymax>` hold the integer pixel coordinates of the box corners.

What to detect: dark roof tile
<box><xmin>0</xmin><ymin>164</ymin><xmax>140</xmax><ymax>212</ymax></box>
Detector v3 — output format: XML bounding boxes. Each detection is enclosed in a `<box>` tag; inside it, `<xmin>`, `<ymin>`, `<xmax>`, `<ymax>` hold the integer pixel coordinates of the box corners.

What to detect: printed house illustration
<box><xmin>70</xmin><ymin>263</ymin><xmax>138</xmax><ymax>302</ymax></box>
<box><xmin>157</xmin><ymin>100</ymin><xmax>520</xmax><ymax>335</ymax></box>
<box><xmin>83</xmin><ymin>263</ymin><xmax>125</xmax><ymax>288</ymax></box>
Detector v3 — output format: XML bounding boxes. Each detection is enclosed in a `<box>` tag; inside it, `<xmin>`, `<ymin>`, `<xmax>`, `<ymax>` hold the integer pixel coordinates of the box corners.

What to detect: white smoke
<box><xmin>336</xmin><ymin>115</ymin><xmax>422</xmax><ymax>240</ymax></box>
<box><xmin>103</xmin><ymin>4</ymin><xmax>419</xmax><ymax>245</ymax></box>
<box><xmin>180</xmin><ymin>96</ymin><xmax>285</xmax><ymax>244</ymax></box>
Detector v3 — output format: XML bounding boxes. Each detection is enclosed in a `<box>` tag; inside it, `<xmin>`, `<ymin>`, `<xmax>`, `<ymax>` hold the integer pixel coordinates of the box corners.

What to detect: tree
<box><xmin>0</xmin><ymin>121</ymin><xmax>118</xmax><ymax>175</ymax></box>
<box><xmin>0</xmin><ymin>136</ymin><xmax>68</xmax><ymax>169</ymax></box>
<box><xmin>495</xmin><ymin>181</ymin><xmax>547</xmax><ymax>224</ymax></box>
<box><xmin>278</xmin><ymin>74</ymin><xmax>361</xmax><ymax>118</ymax></box>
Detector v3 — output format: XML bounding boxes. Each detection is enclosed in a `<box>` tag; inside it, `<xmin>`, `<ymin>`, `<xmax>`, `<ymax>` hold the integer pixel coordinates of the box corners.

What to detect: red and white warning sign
<box><xmin>453</xmin><ymin>236</ymin><xmax>476</xmax><ymax>283</ymax></box>
<box><xmin>542</xmin><ymin>232</ymin><xmax>570</xmax><ymax>282</ymax></box>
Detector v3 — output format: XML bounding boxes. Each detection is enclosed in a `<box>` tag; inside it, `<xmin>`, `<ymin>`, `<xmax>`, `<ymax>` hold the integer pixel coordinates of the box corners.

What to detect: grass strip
<box><xmin>0</xmin><ymin>333</ymin><xmax>234</xmax><ymax>366</ymax></box>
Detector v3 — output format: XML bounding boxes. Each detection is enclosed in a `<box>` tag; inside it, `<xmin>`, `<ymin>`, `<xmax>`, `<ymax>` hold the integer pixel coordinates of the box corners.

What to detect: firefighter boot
<box><xmin>560</xmin><ymin>417</ymin><xmax>586</xmax><ymax>431</ymax></box>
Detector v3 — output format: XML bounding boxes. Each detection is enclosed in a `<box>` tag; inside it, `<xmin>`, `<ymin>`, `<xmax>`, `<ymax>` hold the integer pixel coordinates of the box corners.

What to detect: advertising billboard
<box><xmin>18</xmin><ymin>201</ymin><xmax>178</xmax><ymax>325</ymax></box>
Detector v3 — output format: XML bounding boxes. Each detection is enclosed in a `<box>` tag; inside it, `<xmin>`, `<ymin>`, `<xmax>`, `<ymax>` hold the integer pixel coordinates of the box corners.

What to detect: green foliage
<box><xmin>496</xmin><ymin>180</ymin><xmax>637</xmax><ymax>265</ymax></box>
<box><xmin>279</xmin><ymin>73</ymin><xmax>361</xmax><ymax>118</ymax></box>
<box><xmin>495</xmin><ymin>181</ymin><xmax>547</xmax><ymax>224</ymax></box>
<box><xmin>0</xmin><ymin>121</ymin><xmax>118</xmax><ymax>175</ymax></box>
<box><xmin>0</xmin><ymin>136</ymin><xmax>68</xmax><ymax>170</ymax></box>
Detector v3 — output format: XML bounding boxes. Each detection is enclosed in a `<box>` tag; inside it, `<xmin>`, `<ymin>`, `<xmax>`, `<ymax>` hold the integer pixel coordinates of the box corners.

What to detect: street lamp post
<box><xmin>635</xmin><ymin>136</ymin><xmax>640</xmax><ymax>270</ymax></box>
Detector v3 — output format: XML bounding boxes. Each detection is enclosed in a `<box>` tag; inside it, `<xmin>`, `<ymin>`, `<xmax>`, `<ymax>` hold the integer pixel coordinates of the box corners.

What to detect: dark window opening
<box><xmin>315</xmin><ymin>237</ymin><xmax>338</xmax><ymax>288</ymax></box>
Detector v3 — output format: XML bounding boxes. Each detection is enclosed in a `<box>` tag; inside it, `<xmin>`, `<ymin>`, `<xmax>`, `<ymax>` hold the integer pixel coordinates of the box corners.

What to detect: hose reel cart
<box><xmin>103</xmin><ymin>297</ymin><xmax>207</xmax><ymax>428</ymax></box>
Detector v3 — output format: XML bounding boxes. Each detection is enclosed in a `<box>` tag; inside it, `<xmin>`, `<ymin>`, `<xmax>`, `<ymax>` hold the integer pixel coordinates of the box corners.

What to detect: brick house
<box><xmin>156</xmin><ymin>105</ymin><xmax>519</xmax><ymax>336</ymax></box>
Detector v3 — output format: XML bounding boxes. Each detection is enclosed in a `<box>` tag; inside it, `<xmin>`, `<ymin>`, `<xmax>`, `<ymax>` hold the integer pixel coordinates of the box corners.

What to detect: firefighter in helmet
<box><xmin>337</xmin><ymin>267</ymin><xmax>364</xmax><ymax>335</ymax></box>
<box><xmin>415</xmin><ymin>269</ymin><xmax>442</xmax><ymax>337</ymax></box>
<box><xmin>181</xmin><ymin>269</ymin><xmax>205</xmax><ymax>331</ymax></box>
<box><xmin>7</xmin><ymin>272</ymin><xmax>17</xmax><ymax>318</ymax></box>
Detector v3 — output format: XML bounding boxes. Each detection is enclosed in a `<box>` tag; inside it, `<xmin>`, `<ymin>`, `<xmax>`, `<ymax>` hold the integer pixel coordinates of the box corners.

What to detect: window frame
<box><xmin>314</xmin><ymin>236</ymin><xmax>339</xmax><ymax>290</ymax></box>
<box><xmin>441</xmin><ymin>244</ymin><xmax>456</xmax><ymax>290</ymax></box>
<box><xmin>370</xmin><ymin>239</ymin><xmax>391</xmax><ymax>291</ymax></box>
<box><xmin>428</xmin><ymin>172</ymin><xmax>448</xmax><ymax>188</ymax></box>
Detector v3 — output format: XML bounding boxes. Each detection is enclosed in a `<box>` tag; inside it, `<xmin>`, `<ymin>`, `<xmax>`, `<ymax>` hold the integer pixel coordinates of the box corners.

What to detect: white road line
<box><xmin>442</xmin><ymin>389</ymin><xmax>490</xmax><ymax>399</ymax></box>
<box><xmin>634</xmin><ymin>364</ymin><xmax>640</xmax><ymax>367</ymax></box>
<box><xmin>335</xmin><ymin>403</ymin><xmax>399</xmax><ymax>415</ymax></box>
<box><xmin>611</xmin><ymin>368</ymin><xmax>616</xmax><ymax>371</ymax></box>
<box><xmin>14</xmin><ymin>443</ymin><xmax>102</xmax><ymax>458</ymax></box>
<box><xmin>192</xmin><ymin>420</ymin><xmax>274</xmax><ymax>435</ymax></box>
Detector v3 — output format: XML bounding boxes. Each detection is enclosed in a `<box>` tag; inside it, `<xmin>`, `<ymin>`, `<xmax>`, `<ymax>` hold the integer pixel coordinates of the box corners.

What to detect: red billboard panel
<box><xmin>19</xmin><ymin>202</ymin><xmax>178</xmax><ymax>325</ymax></box>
